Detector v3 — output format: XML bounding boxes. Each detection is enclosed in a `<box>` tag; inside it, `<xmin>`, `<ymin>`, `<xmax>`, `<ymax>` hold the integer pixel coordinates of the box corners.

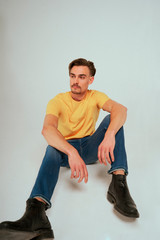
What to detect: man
<box><xmin>0</xmin><ymin>58</ymin><xmax>139</xmax><ymax>240</ymax></box>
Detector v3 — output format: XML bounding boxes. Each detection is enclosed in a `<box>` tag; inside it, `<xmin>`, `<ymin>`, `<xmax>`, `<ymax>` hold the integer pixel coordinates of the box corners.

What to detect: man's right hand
<box><xmin>68</xmin><ymin>150</ymin><xmax>88</xmax><ymax>183</ymax></box>
<box><xmin>42</xmin><ymin>115</ymin><xmax>88</xmax><ymax>183</ymax></box>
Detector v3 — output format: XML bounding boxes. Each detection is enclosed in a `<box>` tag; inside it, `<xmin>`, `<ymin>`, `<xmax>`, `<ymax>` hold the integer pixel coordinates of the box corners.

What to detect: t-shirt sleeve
<box><xmin>46</xmin><ymin>95</ymin><xmax>61</xmax><ymax>117</ymax></box>
<box><xmin>94</xmin><ymin>90</ymin><xmax>110</xmax><ymax>109</ymax></box>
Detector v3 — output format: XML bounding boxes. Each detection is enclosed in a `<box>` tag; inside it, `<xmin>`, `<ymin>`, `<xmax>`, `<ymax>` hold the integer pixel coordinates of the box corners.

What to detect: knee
<box><xmin>44</xmin><ymin>145</ymin><xmax>61</xmax><ymax>164</ymax></box>
<box><xmin>105</xmin><ymin>114</ymin><xmax>110</xmax><ymax>121</ymax></box>
<box><xmin>116</xmin><ymin>125</ymin><xmax>125</xmax><ymax>137</ymax></box>
<box><xmin>103</xmin><ymin>114</ymin><xmax>111</xmax><ymax>128</ymax></box>
<box><xmin>46</xmin><ymin>145</ymin><xmax>57</xmax><ymax>154</ymax></box>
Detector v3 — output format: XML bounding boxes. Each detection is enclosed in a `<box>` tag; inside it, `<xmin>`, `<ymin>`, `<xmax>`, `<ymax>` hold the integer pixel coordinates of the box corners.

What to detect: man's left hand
<box><xmin>98</xmin><ymin>130</ymin><xmax>115</xmax><ymax>165</ymax></box>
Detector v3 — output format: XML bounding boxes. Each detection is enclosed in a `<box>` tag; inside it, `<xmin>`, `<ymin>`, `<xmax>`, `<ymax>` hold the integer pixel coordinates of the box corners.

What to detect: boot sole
<box><xmin>107</xmin><ymin>191</ymin><xmax>139</xmax><ymax>218</ymax></box>
<box><xmin>0</xmin><ymin>229</ymin><xmax>54</xmax><ymax>240</ymax></box>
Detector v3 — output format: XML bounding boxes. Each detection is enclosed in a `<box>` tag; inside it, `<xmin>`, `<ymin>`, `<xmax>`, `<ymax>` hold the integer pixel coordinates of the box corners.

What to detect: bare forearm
<box><xmin>106</xmin><ymin>105</ymin><xmax>127</xmax><ymax>136</ymax></box>
<box><xmin>99</xmin><ymin>100</ymin><xmax>127</xmax><ymax>165</ymax></box>
<box><xmin>41</xmin><ymin>114</ymin><xmax>88</xmax><ymax>183</ymax></box>
<box><xmin>42</xmin><ymin>126</ymin><xmax>76</xmax><ymax>156</ymax></box>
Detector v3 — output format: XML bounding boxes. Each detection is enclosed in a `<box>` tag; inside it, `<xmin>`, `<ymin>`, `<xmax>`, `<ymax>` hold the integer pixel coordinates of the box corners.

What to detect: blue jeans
<box><xmin>30</xmin><ymin>115</ymin><xmax>128</xmax><ymax>208</ymax></box>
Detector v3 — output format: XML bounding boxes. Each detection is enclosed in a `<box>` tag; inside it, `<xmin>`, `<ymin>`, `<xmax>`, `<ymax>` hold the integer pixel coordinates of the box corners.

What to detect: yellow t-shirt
<box><xmin>46</xmin><ymin>90</ymin><xmax>110</xmax><ymax>140</ymax></box>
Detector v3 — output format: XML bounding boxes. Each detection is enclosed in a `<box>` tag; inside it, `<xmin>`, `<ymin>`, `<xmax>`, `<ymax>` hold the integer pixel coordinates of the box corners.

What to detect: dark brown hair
<box><xmin>68</xmin><ymin>58</ymin><xmax>96</xmax><ymax>76</ymax></box>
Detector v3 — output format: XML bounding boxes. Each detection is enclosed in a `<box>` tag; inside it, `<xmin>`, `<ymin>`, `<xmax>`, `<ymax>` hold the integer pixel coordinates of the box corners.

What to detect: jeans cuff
<box><xmin>108</xmin><ymin>167</ymin><xmax>128</xmax><ymax>175</ymax></box>
<box><xmin>29</xmin><ymin>195</ymin><xmax>52</xmax><ymax>209</ymax></box>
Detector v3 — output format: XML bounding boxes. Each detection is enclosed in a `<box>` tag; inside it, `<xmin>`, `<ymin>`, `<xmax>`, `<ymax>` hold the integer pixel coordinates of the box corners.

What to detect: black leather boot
<box><xmin>0</xmin><ymin>198</ymin><xmax>54</xmax><ymax>240</ymax></box>
<box><xmin>107</xmin><ymin>174</ymin><xmax>139</xmax><ymax>218</ymax></box>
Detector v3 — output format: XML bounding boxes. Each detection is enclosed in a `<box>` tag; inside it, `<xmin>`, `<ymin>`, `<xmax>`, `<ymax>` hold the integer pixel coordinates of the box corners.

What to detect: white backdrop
<box><xmin>0</xmin><ymin>0</ymin><xmax>160</xmax><ymax>239</ymax></box>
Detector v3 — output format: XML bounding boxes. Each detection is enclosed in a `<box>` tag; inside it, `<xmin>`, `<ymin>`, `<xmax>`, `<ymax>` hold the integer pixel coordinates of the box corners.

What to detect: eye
<box><xmin>80</xmin><ymin>76</ymin><xmax>85</xmax><ymax>79</ymax></box>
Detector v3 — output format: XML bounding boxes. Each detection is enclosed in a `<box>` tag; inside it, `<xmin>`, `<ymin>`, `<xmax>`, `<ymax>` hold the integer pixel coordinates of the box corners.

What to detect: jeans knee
<box><xmin>116</xmin><ymin>125</ymin><xmax>124</xmax><ymax>136</ymax></box>
<box><xmin>105</xmin><ymin>114</ymin><xmax>110</xmax><ymax>121</ymax></box>
<box><xmin>103</xmin><ymin>114</ymin><xmax>111</xmax><ymax>128</ymax></box>
<box><xmin>46</xmin><ymin>145</ymin><xmax>57</xmax><ymax>155</ymax></box>
<box><xmin>44</xmin><ymin>145</ymin><xmax>62</xmax><ymax>165</ymax></box>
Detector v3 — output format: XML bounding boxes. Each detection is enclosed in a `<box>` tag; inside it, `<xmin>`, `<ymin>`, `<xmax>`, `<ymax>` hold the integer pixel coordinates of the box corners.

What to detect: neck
<box><xmin>70</xmin><ymin>91</ymin><xmax>88</xmax><ymax>101</ymax></box>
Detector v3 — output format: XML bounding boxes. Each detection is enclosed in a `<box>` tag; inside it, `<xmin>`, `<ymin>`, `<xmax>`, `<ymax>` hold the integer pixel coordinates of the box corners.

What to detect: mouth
<box><xmin>71</xmin><ymin>85</ymin><xmax>80</xmax><ymax>89</ymax></box>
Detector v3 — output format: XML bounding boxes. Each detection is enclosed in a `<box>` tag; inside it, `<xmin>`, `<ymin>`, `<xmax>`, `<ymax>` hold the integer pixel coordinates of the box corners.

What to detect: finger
<box><xmin>78</xmin><ymin>167</ymin><xmax>84</xmax><ymax>183</ymax></box>
<box><xmin>70</xmin><ymin>166</ymin><xmax>75</xmax><ymax>179</ymax></box>
<box><xmin>98</xmin><ymin>147</ymin><xmax>102</xmax><ymax>164</ymax></box>
<box><xmin>74</xmin><ymin>167</ymin><xmax>79</xmax><ymax>179</ymax></box>
<box><xmin>84</xmin><ymin>165</ymin><xmax>88</xmax><ymax>183</ymax></box>
<box><xmin>105</xmin><ymin>151</ymin><xmax>111</xmax><ymax>165</ymax></box>
<box><xmin>78</xmin><ymin>164</ymin><xmax>88</xmax><ymax>183</ymax></box>
<box><xmin>110</xmin><ymin>149</ymin><xmax>115</xmax><ymax>162</ymax></box>
<box><xmin>101</xmin><ymin>148</ymin><xmax>107</xmax><ymax>165</ymax></box>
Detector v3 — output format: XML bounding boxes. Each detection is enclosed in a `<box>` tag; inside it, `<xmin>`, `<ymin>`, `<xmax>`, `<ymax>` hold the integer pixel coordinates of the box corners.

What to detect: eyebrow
<box><xmin>79</xmin><ymin>74</ymin><xmax>87</xmax><ymax>77</ymax></box>
<box><xmin>70</xmin><ymin>73</ymin><xmax>87</xmax><ymax>77</ymax></box>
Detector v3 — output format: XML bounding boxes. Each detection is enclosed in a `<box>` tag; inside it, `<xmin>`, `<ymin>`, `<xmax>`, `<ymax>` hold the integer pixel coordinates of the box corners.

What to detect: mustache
<box><xmin>71</xmin><ymin>84</ymin><xmax>81</xmax><ymax>88</ymax></box>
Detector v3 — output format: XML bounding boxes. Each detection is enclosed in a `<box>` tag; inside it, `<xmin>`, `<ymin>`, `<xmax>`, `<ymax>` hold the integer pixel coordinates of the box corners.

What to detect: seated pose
<box><xmin>0</xmin><ymin>58</ymin><xmax>139</xmax><ymax>240</ymax></box>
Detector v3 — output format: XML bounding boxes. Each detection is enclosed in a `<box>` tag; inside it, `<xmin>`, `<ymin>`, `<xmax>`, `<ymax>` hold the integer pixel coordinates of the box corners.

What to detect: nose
<box><xmin>74</xmin><ymin>77</ymin><xmax>79</xmax><ymax>84</ymax></box>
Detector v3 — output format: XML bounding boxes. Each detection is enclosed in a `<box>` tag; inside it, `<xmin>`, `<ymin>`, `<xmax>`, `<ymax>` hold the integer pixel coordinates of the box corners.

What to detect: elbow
<box><xmin>118</xmin><ymin>104</ymin><xmax>127</xmax><ymax>114</ymax></box>
<box><xmin>120</xmin><ymin>105</ymin><xmax>127</xmax><ymax>118</ymax></box>
<box><xmin>41</xmin><ymin>126</ymin><xmax>48</xmax><ymax>137</ymax></box>
<box><xmin>123</xmin><ymin>106</ymin><xmax>128</xmax><ymax>120</ymax></box>
<box><xmin>120</xmin><ymin>103</ymin><xmax>127</xmax><ymax>112</ymax></box>
<box><xmin>124</xmin><ymin>106</ymin><xmax>128</xmax><ymax>113</ymax></box>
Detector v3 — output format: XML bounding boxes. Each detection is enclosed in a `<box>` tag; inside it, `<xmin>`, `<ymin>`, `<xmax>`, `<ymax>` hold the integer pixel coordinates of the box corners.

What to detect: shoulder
<box><xmin>89</xmin><ymin>90</ymin><xmax>109</xmax><ymax>98</ymax></box>
<box><xmin>48</xmin><ymin>92</ymin><xmax>70</xmax><ymax>103</ymax></box>
<box><xmin>87</xmin><ymin>89</ymin><xmax>99</xmax><ymax>97</ymax></box>
<box><xmin>46</xmin><ymin>92</ymin><xmax>69</xmax><ymax>116</ymax></box>
<box><xmin>88</xmin><ymin>90</ymin><xmax>110</xmax><ymax>108</ymax></box>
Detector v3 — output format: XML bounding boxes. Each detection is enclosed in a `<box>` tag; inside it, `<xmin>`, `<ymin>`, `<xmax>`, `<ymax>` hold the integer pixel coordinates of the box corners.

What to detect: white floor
<box><xmin>0</xmin><ymin>141</ymin><xmax>160</xmax><ymax>240</ymax></box>
<box><xmin>46</xmin><ymin>162</ymin><xmax>160</xmax><ymax>240</ymax></box>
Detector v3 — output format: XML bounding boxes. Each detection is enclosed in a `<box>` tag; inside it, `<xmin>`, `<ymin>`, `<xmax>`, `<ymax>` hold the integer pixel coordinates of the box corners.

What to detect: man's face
<box><xmin>70</xmin><ymin>66</ymin><xmax>94</xmax><ymax>95</ymax></box>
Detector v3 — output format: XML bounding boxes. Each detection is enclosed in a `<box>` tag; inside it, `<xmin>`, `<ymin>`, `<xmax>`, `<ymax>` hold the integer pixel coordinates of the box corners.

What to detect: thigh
<box><xmin>44</xmin><ymin>145</ymin><xmax>69</xmax><ymax>167</ymax></box>
<box><xmin>81</xmin><ymin>115</ymin><xmax>110</xmax><ymax>164</ymax></box>
<box><xmin>81</xmin><ymin>131</ymin><xmax>105</xmax><ymax>164</ymax></box>
<box><xmin>63</xmin><ymin>139</ymin><xmax>82</xmax><ymax>168</ymax></box>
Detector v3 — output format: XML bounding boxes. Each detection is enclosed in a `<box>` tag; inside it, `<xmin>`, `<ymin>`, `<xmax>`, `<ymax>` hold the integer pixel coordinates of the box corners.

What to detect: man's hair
<box><xmin>68</xmin><ymin>58</ymin><xmax>96</xmax><ymax>76</ymax></box>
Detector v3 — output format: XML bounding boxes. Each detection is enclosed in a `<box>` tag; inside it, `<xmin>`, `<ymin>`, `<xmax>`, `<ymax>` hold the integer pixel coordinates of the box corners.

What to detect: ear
<box><xmin>89</xmin><ymin>76</ymin><xmax>94</xmax><ymax>85</ymax></box>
